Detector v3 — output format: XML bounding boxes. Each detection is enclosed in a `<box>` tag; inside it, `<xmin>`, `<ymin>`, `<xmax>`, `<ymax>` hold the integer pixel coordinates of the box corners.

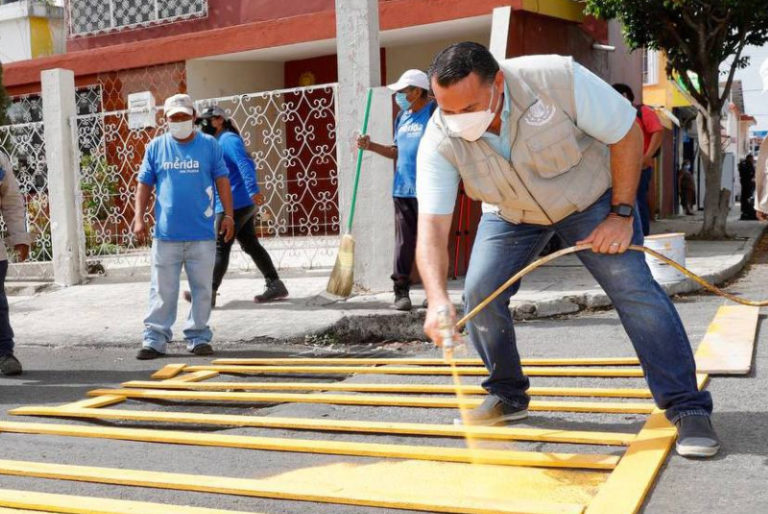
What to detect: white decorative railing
<box><xmin>68</xmin><ymin>0</ymin><xmax>208</xmax><ymax>37</ymax></box>
<box><xmin>72</xmin><ymin>83</ymin><xmax>340</xmax><ymax>274</ymax></box>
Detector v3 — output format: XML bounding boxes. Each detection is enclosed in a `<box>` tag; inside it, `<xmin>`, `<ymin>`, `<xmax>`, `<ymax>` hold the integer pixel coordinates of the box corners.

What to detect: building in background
<box><xmin>0</xmin><ymin>0</ymin><xmax>65</xmax><ymax>64</ymax></box>
<box><xmin>0</xmin><ymin>0</ymin><xmax>642</xmax><ymax>282</ymax></box>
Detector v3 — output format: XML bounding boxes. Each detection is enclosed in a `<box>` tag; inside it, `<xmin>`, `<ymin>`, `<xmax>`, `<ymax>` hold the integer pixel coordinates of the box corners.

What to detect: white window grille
<box><xmin>642</xmin><ymin>48</ymin><xmax>659</xmax><ymax>85</ymax></box>
<box><xmin>68</xmin><ymin>0</ymin><xmax>208</xmax><ymax>37</ymax></box>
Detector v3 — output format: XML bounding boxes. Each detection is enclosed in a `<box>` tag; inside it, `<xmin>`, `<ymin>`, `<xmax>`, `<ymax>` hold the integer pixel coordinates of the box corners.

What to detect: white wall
<box><xmin>385</xmin><ymin>30</ymin><xmax>491</xmax><ymax>83</ymax></box>
<box><xmin>186</xmin><ymin>59</ymin><xmax>285</xmax><ymax>99</ymax></box>
<box><xmin>722</xmin><ymin>45</ymin><xmax>768</xmax><ymax>134</ymax></box>
<box><xmin>0</xmin><ymin>8</ymin><xmax>31</xmax><ymax>63</ymax></box>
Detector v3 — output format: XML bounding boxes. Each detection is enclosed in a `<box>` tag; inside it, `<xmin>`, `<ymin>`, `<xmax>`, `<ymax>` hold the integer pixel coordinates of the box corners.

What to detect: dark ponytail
<box><xmin>222</xmin><ymin>118</ymin><xmax>240</xmax><ymax>136</ymax></box>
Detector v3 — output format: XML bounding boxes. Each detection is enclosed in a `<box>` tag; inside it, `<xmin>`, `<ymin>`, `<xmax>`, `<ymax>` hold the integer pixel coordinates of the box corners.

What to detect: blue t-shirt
<box><xmin>214</xmin><ymin>131</ymin><xmax>260</xmax><ymax>213</ymax></box>
<box><xmin>138</xmin><ymin>132</ymin><xmax>229</xmax><ymax>241</ymax></box>
<box><xmin>393</xmin><ymin>100</ymin><xmax>435</xmax><ymax>198</ymax></box>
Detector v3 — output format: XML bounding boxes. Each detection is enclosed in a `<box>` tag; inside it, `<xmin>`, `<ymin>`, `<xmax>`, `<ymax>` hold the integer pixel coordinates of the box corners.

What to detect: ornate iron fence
<box><xmin>0</xmin><ymin>122</ymin><xmax>52</xmax><ymax>279</ymax></box>
<box><xmin>68</xmin><ymin>0</ymin><xmax>208</xmax><ymax>36</ymax></box>
<box><xmin>73</xmin><ymin>83</ymin><xmax>340</xmax><ymax>274</ymax></box>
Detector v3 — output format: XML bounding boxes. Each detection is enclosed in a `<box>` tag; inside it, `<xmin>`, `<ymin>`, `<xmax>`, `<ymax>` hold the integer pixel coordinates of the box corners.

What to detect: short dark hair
<box><xmin>612</xmin><ymin>83</ymin><xmax>635</xmax><ymax>103</ymax></box>
<box><xmin>428</xmin><ymin>42</ymin><xmax>499</xmax><ymax>88</ymax></box>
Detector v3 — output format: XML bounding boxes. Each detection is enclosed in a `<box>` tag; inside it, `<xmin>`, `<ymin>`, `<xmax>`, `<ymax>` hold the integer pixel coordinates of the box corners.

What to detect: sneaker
<box><xmin>255</xmin><ymin>279</ymin><xmax>288</xmax><ymax>303</ymax></box>
<box><xmin>190</xmin><ymin>343</ymin><xmax>214</xmax><ymax>356</ymax></box>
<box><xmin>136</xmin><ymin>347</ymin><xmax>165</xmax><ymax>360</ymax></box>
<box><xmin>0</xmin><ymin>354</ymin><xmax>22</xmax><ymax>376</ymax></box>
<box><xmin>453</xmin><ymin>394</ymin><xmax>529</xmax><ymax>426</ymax></box>
<box><xmin>183</xmin><ymin>290</ymin><xmax>216</xmax><ymax>308</ymax></box>
<box><xmin>675</xmin><ymin>415</ymin><xmax>720</xmax><ymax>458</ymax></box>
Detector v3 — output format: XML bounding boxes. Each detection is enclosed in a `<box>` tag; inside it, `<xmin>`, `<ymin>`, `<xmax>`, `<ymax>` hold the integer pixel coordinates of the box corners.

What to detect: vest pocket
<box><xmin>526</xmin><ymin>121</ymin><xmax>583</xmax><ymax>178</ymax></box>
<box><xmin>459</xmin><ymin>160</ymin><xmax>506</xmax><ymax>205</ymax></box>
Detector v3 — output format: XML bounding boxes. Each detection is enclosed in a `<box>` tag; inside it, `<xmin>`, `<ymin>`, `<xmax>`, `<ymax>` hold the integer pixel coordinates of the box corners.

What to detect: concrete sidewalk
<box><xmin>8</xmin><ymin>209</ymin><xmax>766</xmax><ymax>349</ymax></box>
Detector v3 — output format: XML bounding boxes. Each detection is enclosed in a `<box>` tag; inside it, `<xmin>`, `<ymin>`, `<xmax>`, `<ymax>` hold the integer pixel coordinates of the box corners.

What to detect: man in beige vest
<box><xmin>416</xmin><ymin>42</ymin><xmax>717</xmax><ymax>458</ymax></box>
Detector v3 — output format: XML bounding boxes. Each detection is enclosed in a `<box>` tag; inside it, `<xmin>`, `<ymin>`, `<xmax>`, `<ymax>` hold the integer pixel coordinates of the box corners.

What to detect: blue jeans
<box><xmin>636</xmin><ymin>166</ymin><xmax>653</xmax><ymax>236</ymax></box>
<box><xmin>143</xmin><ymin>240</ymin><xmax>216</xmax><ymax>353</ymax></box>
<box><xmin>0</xmin><ymin>260</ymin><xmax>13</xmax><ymax>356</ymax></box>
<box><xmin>463</xmin><ymin>190</ymin><xmax>712</xmax><ymax>423</ymax></box>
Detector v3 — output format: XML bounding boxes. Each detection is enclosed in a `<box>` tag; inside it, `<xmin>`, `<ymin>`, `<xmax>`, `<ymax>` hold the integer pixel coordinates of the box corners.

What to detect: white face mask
<box><xmin>168</xmin><ymin>119</ymin><xmax>194</xmax><ymax>140</ymax></box>
<box><xmin>442</xmin><ymin>85</ymin><xmax>500</xmax><ymax>141</ymax></box>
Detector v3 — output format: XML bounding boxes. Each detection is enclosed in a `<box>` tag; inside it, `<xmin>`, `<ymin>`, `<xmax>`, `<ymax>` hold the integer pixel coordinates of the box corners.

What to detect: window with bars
<box><xmin>68</xmin><ymin>0</ymin><xmax>207</xmax><ymax>36</ymax></box>
<box><xmin>642</xmin><ymin>49</ymin><xmax>659</xmax><ymax>85</ymax></box>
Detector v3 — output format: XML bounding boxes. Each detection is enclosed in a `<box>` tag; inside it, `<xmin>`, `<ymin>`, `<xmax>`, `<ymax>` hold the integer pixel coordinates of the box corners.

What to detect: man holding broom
<box><xmin>415</xmin><ymin>42</ymin><xmax>718</xmax><ymax>458</ymax></box>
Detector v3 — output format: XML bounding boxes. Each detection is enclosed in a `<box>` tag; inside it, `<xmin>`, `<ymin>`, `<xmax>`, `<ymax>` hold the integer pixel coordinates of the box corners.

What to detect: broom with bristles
<box><xmin>326</xmin><ymin>89</ymin><xmax>374</xmax><ymax>297</ymax></box>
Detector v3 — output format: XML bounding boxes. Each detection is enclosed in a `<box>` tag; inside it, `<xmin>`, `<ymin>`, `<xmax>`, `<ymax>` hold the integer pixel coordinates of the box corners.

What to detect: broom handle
<box><xmin>347</xmin><ymin>88</ymin><xmax>374</xmax><ymax>234</ymax></box>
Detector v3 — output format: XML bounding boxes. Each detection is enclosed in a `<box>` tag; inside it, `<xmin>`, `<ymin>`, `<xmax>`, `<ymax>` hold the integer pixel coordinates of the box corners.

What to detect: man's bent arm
<box><xmin>610</xmin><ymin>122</ymin><xmax>644</xmax><ymax>206</ymax></box>
<box><xmin>416</xmin><ymin>213</ymin><xmax>453</xmax><ymax>306</ymax></box>
<box><xmin>215</xmin><ymin>176</ymin><xmax>234</xmax><ymax>217</ymax></box>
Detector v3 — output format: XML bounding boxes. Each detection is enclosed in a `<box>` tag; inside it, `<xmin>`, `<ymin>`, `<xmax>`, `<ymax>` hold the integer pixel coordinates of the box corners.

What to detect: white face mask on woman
<box><xmin>442</xmin><ymin>85</ymin><xmax>500</xmax><ymax>142</ymax></box>
<box><xmin>168</xmin><ymin>119</ymin><xmax>194</xmax><ymax>140</ymax></box>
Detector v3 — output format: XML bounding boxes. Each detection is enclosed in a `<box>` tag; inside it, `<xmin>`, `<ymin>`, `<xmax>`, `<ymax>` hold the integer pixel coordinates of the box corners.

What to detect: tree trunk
<box><xmin>698</xmin><ymin>110</ymin><xmax>730</xmax><ymax>238</ymax></box>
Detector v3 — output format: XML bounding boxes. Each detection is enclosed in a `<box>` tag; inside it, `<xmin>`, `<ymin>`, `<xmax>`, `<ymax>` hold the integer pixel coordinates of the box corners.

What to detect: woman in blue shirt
<box><xmin>357</xmin><ymin>70</ymin><xmax>435</xmax><ymax>310</ymax></box>
<box><xmin>191</xmin><ymin>106</ymin><xmax>288</xmax><ymax>305</ymax></box>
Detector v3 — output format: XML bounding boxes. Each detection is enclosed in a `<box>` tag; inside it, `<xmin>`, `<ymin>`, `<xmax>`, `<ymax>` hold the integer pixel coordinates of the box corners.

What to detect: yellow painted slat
<box><xmin>170</xmin><ymin>370</ymin><xmax>219</xmax><ymax>382</ymax></box>
<box><xmin>694</xmin><ymin>305</ymin><xmax>759</xmax><ymax>374</ymax></box>
<box><xmin>57</xmin><ymin>396</ymin><xmax>126</xmax><ymax>410</ymax></box>
<box><xmin>212</xmin><ymin>357</ymin><xmax>639</xmax><ymax>367</ymax></box>
<box><xmin>8</xmin><ymin>406</ymin><xmax>635</xmax><ymax>446</ymax></box>
<box><xmin>86</xmin><ymin>388</ymin><xmax>655</xmax><ymax>414</ymax></box>
<box><xmin>0</xmin><ymin>459</ymin><xmax>592</xmax><ymax>514</ymax></box>
<box><xmin>0</xmin><ymin>487</ymin><xmax>260</xmax><ymax>514</ymax></box>
<box><xmin>150</xmin><ymin>364</ymin><xmax>187</xmax><ymax>380</ymax></box>
<box><xmin>584</xmin><ymin>410</ymin><xmax>676</xmax><ymax>514</ymax></box>
<box><xmin>184</xmin><ymin>364</ymin><xmax>645</xmax><ymax>378</ymax></box>
<box><xmin>121</xmin><ymin>379</ymin><xmax>653</xmax><ymax>399</ymax></box>
<box><xmin>0</xmin><ymin>421</ymin><xmax>619</xmax><ymax>470</ymax></box>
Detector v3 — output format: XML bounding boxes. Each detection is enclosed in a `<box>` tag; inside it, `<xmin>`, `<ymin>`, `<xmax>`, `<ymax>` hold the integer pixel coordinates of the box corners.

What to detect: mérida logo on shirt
<box><xmin>162</xmin><ymin>158</ymin><xmax>201</xmax><ymax>173</ymax></box>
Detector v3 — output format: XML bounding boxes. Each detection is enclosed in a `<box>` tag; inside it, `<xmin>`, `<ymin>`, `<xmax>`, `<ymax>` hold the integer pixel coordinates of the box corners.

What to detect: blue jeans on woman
<box><xmin>463</xmin><ymin>190</ymin><xmax>712</xmax><ymax>423</ymax></box>
<box><xmin>143</xmin><ymin>239</ymin><xmax>216</xmax><ymax>353</ymax></box>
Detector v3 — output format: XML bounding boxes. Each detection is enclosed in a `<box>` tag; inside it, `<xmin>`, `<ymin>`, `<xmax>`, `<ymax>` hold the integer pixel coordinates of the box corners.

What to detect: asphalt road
<box><xmin>1</xmin><ymin>243</ymin><xmax>766</xmax><ymax>513</ymax></box>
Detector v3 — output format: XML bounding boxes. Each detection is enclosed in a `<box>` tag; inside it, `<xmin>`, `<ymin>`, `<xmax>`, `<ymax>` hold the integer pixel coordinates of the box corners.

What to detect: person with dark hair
<box><xmin>416</xmin><ymin>42</ymin><xmax>718</xmax><ymax>458</ymax></box>
<box><xmin>612</xmin><ymin>83</ymin><xmax>664</xmax><ymax>236</ymax></box>
<box><xmin>0</xmin><ymin>150</ymin><xmax>31</xmax><ymax>376</ymax></box>
<box><xmin>738</xmin><ymin>154</ymin><xmax>757</xmax><ymax>220</ymax></box>
<box><xmin>193</xmin><ymin>106</ymin><xmax>288</xmax><ymax>305</ymax></box>
<box><xmin>356</xmin><ymin>69</ymin><xmax>436</xmax><ymax>310</ymax></box>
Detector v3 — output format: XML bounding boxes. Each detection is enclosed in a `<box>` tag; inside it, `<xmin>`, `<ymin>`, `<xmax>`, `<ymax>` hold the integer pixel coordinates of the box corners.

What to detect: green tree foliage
<box><xmin>586</xmin><ymin>0</ymin><xmax>768</xmax><ymax>238</ymax></box>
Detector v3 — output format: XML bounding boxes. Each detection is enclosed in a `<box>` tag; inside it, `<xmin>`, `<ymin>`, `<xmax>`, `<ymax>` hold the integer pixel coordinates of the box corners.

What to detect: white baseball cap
<box><xmin>387</xmin><ymin>69</ymin><xmax>430</xmax><ymax>92</ymax></box>
<box><xmin>760</xmin><ymin>57</ymin><xmax>768</xmax><ymax>93</ymax></box>
<box><xmin>164</xmin><ymin>93</ymin><xmax>194</xmax><ymax>117</ymax></box>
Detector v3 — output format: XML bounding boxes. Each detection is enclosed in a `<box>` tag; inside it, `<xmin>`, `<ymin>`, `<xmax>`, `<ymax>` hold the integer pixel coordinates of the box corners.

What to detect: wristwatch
<box><xmin>610</xmin><ymin>203</ymin><xmax>634</xmax><ymax>218</ymax></box>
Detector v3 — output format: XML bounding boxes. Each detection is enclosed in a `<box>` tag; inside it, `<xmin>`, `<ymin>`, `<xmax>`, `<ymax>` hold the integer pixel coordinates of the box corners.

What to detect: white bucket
<box><xmin>644</xmin><ymin>233</ymin><xmax>686</xmax><ymax>283</ymax></box>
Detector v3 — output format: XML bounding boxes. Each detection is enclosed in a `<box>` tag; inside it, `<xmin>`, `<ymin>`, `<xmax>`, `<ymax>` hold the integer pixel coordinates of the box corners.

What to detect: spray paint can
<box><xmin>436</xmin><ymin>305</ymin><xmax>456</xmax><ymax>362</ymax></box>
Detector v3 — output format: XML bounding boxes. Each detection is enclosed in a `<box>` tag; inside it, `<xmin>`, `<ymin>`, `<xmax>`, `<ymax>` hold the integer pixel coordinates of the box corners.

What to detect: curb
<box><xmin>321</xmin><ymin>225</ymin><xmax>767</xmax><ymax>342</ymax></box>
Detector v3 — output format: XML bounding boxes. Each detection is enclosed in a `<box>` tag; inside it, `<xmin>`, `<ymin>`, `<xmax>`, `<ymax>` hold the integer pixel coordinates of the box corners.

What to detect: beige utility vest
<box><xmin>435</xmin><ymin>55</ymin><xmax>612</xmax><ymax>225</ymax></box>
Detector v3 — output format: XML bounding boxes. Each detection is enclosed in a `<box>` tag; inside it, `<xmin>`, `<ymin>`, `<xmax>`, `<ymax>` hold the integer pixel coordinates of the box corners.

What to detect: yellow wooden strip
<box><xmin>184</xmin><ymin>365</ymin><xmax>645</xmax><ymax>377</ymax></box>
<box><xmin>694</xmin><ymin>305</ymin><xmax>759</xmax><ymax>374</ymax></box>
<box><xmin>0</xmin><ymin>487</ymin><xmax>259</xmax><ymax>514</ymax></box>
<box><xmin>122</xmin><ymin>379</ymin><xmax>653</xmax><ymax>399</ymax></box>
<box><xmin>86</xmin><ymin>388</ymin><xmax>654</xmax><ymax>414</ymax></box>
<box><xmin>170</xmin><ymin>370</ymin><xmax>219</xmax><ymax>382</ymax></box>
<box><xmin>150</xmin><ymin>364</ymin><xmax>187</xmax><ymax>380</ymax></box>
<box><xmin>9</xmin><ymin>406</ymin><xmax>635</xmax><ymax>445</ymax></box>
<box><xmin>584</xmin><ymin>410</ymin><xmax>676</xmax><ymax>514</ymax></box>
<box><xmin>0</xmin><ymin>459</ymin><xmax>591</xmax><ymax>514</ymax></box>
<box><xmin>0</xmin><ymin>421</ymin><xmax>619</xmax><ymax>470</ymax></box>
<box><xmin>0</xmin><ymin>508</ymin><xmax>57</xmax><ymax>514</ymax></box>
<box><xmin>213</xmin><ymin>357</ymin><xmax>639</xmax><ymax>367</ymax></box>
<box><xmin>56</xmin><ymin>396</ymin><xmax>126</xmax><ymax>410</ymax></box>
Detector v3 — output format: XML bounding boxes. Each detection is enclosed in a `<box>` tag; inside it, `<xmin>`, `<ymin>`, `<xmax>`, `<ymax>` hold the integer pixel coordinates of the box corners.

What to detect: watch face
<box><xmin>613</xmin><ymin>204</ymin><xmax>633</xmax><ymax>217</ymax></box>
